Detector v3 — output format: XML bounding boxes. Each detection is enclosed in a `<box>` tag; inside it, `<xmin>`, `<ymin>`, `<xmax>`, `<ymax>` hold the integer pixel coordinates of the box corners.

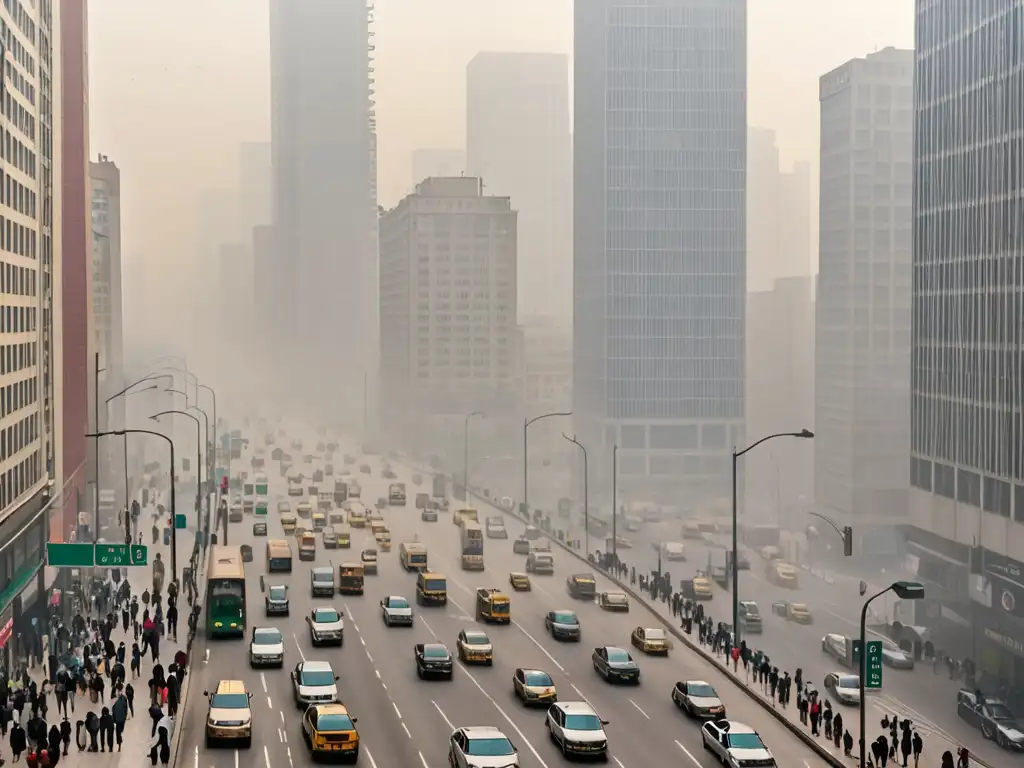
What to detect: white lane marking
<box><xmin>235</xmin><ymin>749</ymin><xmax>240</xmax><ymax>768</ymax></box>
<box><xmin>375</xmin><ymin>669</ymin><xmax>382</xmax><ymax>679</ymax></box>
<box><xmin>204</xmin><ymin>648</ymin><xmax>210</xmax><ymax>664</ymax></box>
<box><xmin>365</xmin><ymin>747</ymin><xmax>378</xmax><ymax>768</ymax></box>
<box><xmin>675</xmin><ymin>740</ymin><xmax>701</xmax><ymax>767</ymax></box>
<box><xmin>510</xmin><ymin>618</ymin><xmax>566</xmax><ymax>674</ymax></box>
<box><xmin>420</xmin><ymin>616</ymin><xmax>435</xmax><ymax>635</ymax></box>
<box><xmin>193</xmin><ymin>745</ymin><xmax>198</xmax><ymax>768</ymax></box>
<box><xmin>279</xmin><ymin>710</ymin><xmax>285</xmax><ymax>723</ymax></box>
<box><xmin>392</xmin><ymin>702</ymin><xmax>403</xmax><ymax>719</ymax></box>
<box><xmin>263</xmin><ymin>744</ymin><xmax>272</xmax><ymax>768</ymax></box>
<box><xmin>267</xmin><ymin>696</ymin><xmax>273</xmax><ymax>709</ymax></box>
<box><xmin>418</xmin><ymin>752</ymin><xmax>429</xmax><ymax>768</ymax></box>
<box><xmin>402</xmin><ymin>722</ymin><xmax>412</xmax><ymax>738</ymax></box>
<box><xmin>351</xmin><ymin>620</ymin><xmax>360</xmax><ymax>632</ymax></box>
<box><xmin>628</xmin><ymin>699</ymin><xmax>650</xmax><ymax>719</ymax></box>
<box><xmin>432</xmin><ymin>700</ymin><xmax>456</xmax><ymax>730</ymax></box>
<box><xmin>282</xmin><ymin>729</ymin><xmax>288</xmax><ymax>743</ymax></box>
<box><xmin>361</xmin><ymin>637</ymin><xmax>366</xmax><ymax>646</ymax></box>
<box><xmin>570</xmin><ymin>684</ymin><xmax>593</xmax><ymax>706</ymax></box>
<box><xmin>292</xmin><ymin>633</ymin><xmax>307</xmax><ymax>661</ymax></box>
<box><xmin>278</xmin><ymin>727</ymin><xmax>283</xmax><ymax>742</ymax></box>
<box><xmin>286</xmin><ymin>745</ymin><xmax>293</xmax><ymax>768</ymax></box>
<box><xmin>260</xmin><ymin>672</ymin><xmax>268</xmax><ymax>693</ymax></box>
<box><xmin>613</xmin><ymin>757</ymin><xmax>625</xmax><ymax>768</ymax></box>
<box><xmin>365</xmin><ymin>651</ymin><xmax>373</xmax><ymax>662</ymax></box>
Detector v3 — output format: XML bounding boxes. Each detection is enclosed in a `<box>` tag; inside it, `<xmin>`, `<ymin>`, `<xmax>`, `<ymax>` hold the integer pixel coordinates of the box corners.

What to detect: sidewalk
<box><xmin>26</xmin><ymin>522</ymin><xmax>206</xmax><ymax>767</ymax></box>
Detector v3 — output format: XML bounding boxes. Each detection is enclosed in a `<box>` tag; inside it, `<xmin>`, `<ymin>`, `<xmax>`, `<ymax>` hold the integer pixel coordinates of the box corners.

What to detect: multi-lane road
<box><xmin>463</xmin><ymin>464</ymin><xmax>1006</xmax><ymax>766</ymax></box>
<box><xmin>178</xmin><ymin>431</ymin><xmax>826</xmax><ymax>768</ymax></box>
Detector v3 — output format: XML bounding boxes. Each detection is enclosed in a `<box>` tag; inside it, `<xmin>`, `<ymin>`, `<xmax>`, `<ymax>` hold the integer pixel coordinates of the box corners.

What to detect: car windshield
<box><xmin>727</xmin><ymin>733</ymin><xmax>766</xmax><ymax>750</ymax></box>
<box><xmin>316</xmin><ymin>714</ymin><xmax>354</xmax><ymax>731</ymax></box>
<box><xmin>253</xmin><ymin>629</ymin><xmax>282</xmax><ymax>644</ymax></box>
<box><xmin>644</xmin><ymin>629</ymin><xmax>666</xmax><ymax>640</ymax></box>
<box><xmin>688</xmin><ymin>683</ymin><xmax>718</xmax><ymax>698</ymax></box>
<box><xmin>564</xmin><ymin>714</ymin><xmax>603</xmax><ymax>731</ymax></box>
<box><xmin>606</xmin><ymin>594</ymin><xmax>627</xmax><ymax>604</ymax></box>
<box><xmin>607</xmin><ymin>648</ymin><xmax>632</xmax><ymax>663</ymax></box>
<box><xmin>743</xmin><ymin>604</ymin><xmax>760</xmax><ymax>616</ymax></box>
<box><xmin>524</xmin><ymin>671</ymin><xmax>553</xmax><ymax>686</ymax></box>
<box><xmin>300</xmin><ymin>669</ymin><xmax>336</xmax><ymax>686</ymax></box>
<box><xmin>464</xmin><ymin>633</ymin><xmax>490</xmax><ymax>645</ymax></box>
<box><xmin>269</xmin><ymin>587</ymin><xmax>287</xmax><ymax>600</ymax></box>
<box><xmin>388</xmin><ymin>598</ymin><xmax>409</xmax><ymax>609</ymax></box>
<box><xmin>424</xmin><ymin>646</ymin><xmax>449</xmax><ymax>658</ymax></box>
<box><xmin>313</xmin><ymin>571</ymin><xmax>332</xmax><ymax>582</ymax></box>
<box><xmin>466</xmin><ymin>737</ymin><xmax>515</xmax><ymax>757</ymax></box>
<box><xmin>838</xmin><ymin>675</ymin><xmax>860</xmax><ymax>689</ymax></box>
<box><xmin>989</xmin><ymin>703</ymin><xmax>1015</xmax><ymax>721</ymax></box>
<box><xmin>553</xmin><ymin>611</ymin><xmax>578</xmax><ymax>625</ymax></box>
<box><xmin>314</xmin><ymin>609</ymin><xmax>340</xmax><ymax>623</ymax></box>
<box><xmin>211</xmin><ymin>693</ymin><xmax>249</xmax><ymax>709</ymax></box>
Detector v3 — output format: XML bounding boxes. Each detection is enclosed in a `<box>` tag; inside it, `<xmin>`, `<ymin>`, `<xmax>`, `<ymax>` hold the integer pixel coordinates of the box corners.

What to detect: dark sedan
<box><xmin>414</xmin><ymin>643</ymin><xmax>454</xmax><ymax>680</ymax></box>
<box><xmin>592</xmin><ymin>646</ymin><xmax>640</xmax><ymax>684</ymax></box>
<box><xmin>545</xmin><ymin>610</ymin><xmax>581</xmax><ymax>642</ymax></box>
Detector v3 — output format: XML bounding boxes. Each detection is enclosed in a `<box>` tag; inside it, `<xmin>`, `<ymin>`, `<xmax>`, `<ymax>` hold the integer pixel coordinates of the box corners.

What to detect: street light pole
<box><xmin>523</xmin><ymin>411</ymin><xmax>572</xmax><ymax>515</ymax></box>
<box><xmin>87</xmin><ymin>428</ymin><xmax>178</xmax><ymax>581</ymax></box>
<box><xmin>562</xmin><ymin>433</ymin><xmax>589</xmax><ymax>557</ymax></box>
<box><xmin>93</xmin><ymin>352</ymin><xmax>106</xmax><ymax>541</ymax></box>
<box><xmin>464</xmin><ymin>412</ymin><xmax>484</xmax><ymax>497</ymax></box>
<box><xmin>106</xmin><ymin>378</ymin><xmax>166</xmax><ymax>519</ymax></box>
<box><xmin>150</xmin><ymin>409</ymin><xmax>203</xmax><ymax>530</ymax></box>
<box><xmin>198</xmin><ymin>383</ymin><xmax>217</xmax><ymax>509</ymax></box>
<box><xmin>612</xmin><ymin>444</ymin><xmax>618</xmax><ymax>563</ymax></box>
<box><xmin>731</xmin><ymin>428</ymin><xmax>814</xmax><ymax>645</ymax></box>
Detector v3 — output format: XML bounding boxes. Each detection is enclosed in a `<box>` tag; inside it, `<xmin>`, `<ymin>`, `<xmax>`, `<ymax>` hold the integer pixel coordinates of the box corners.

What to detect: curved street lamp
<box><xmin>150</xmin><ymin>409</ymin><xmax>203</xmax><ymax>529</ymax></box>
<box><xmin>523</xmin><ymin>411</ymin><xmax>572</xmax><ymax>513</ymax></box>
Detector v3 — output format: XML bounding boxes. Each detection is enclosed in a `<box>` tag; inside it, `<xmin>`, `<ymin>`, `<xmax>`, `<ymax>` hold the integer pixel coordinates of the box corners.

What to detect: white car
<box><xmin>824</xmin><ymin>671</ymin><xmax>861</xmax><ymax>705</ymax></box>
<box><xmin>545</xmin><ymin>701</ymin><xmax>609</xmax><ymax>758</ymax></box>
<box><xmin>701</xmin><ymin>720</ymin><xmax>775</xmax><ymax>766</ymax></box>
<box><xmin>249</xmin><ymin>627</ymin><xmax>284</xmax><ymax>668</ymax></box>
<box><xmin>291</xmin><ymin>661</ymin><xmax>339</xmax><ymax>708</ymax></box>
<box><xmin>448</xmin><ymin>725</ymin><xmax>520</xmax><ymax>768</ymax></box>
<box><xmin>306</xmin><ymin>607</ymin><xmax>344</xmax><ymax>646</ymax></box>
<box><xmin>671</xmin><ymin>680</ymin><xmax>725</xmax><ymax>719</ymax></box>
<box><xmin>288</xmin><ymin>480</ymin><xmax>304</xmax><ymax>497</ymax></box>
<box><xmin>381</xmin><ymin>596</ymin><xmax>414</xmax><ymax>627</ymax></box>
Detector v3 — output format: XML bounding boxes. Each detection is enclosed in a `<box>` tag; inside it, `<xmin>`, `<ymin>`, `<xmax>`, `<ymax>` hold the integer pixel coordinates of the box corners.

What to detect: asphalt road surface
<box><xmin>178</xmin><ymin>427</ymin><xmax>826</xmax><ymax>768</ymax></box>
<box><xmin>464</xmin><ymin>465</ymin><xmax>1007</xmax><ymax>767</ymax></box>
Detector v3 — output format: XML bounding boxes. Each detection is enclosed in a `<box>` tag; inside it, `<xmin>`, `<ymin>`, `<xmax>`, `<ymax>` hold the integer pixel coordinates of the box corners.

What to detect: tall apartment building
<box><xmin>269</xmin><ymin>0</ymin><xmax>377</xmax><ymax>414</ymax></box>
<box><xmin>89</xmin><ymin>156</ymin><xmax>125</xmax><ymax>508</ymax></box>
<box><xmin>378</xmin><ymin>177</ymin><xmax>518</xmax><ymax>444</ymax></box>
<box><xmin>910</xmin><ymin>2</ymin><xmax>1024</xmax><ymax>681</ymax></box>
<box><xmin>0</xmin><ymin>0</ymin><xmax>61</xmax><ymax>667</ymax></box>
<box><xmin>574</xmin><ymin>0</ymin><xmax>747</xmax><ymax>503</ymax></box>
<box><xmin>412</xmin><ymin>149</ymin><xmax>465</xmax><ymax>190</ymax></box>
<box><xmin>815</xmin><ymin>48</ymin><xmax>913</xmax><ymax>558</ymax></box>
<box><xmin>746</xmin><ymin>277</ymin><xmax>815</xmax><ymax>521</ymax></box>
<box><xmin>466</xmin><ymin>52</ymin><xmax>571</xmax><ymax>318</ymax></box>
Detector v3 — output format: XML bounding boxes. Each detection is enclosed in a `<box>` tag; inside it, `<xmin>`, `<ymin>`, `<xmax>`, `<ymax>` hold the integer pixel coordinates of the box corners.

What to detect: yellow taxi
<box><xmin>513</xmin><ymin>667</ymin><xmax>557</xmax><ymax>706</ymax></box>
<box><xmin>281</xmin><ymin>514</ymin><xmax>297</xmax><ymax>534</ymax></box>
<box><xmin>692</xmin><ymin>576</ymin><xmax>713</xmax><ymax>600</ymax></box>
<box><xmin>508</xmin><ymin>572</ymin><xmax>531</xmax><ymax>592</ymax></box>
<box><xmin>766</xmin><ymin>561</ymin><xmax>799</xmax><ymax>589</ymax></box>
<box><xmin>301</xmin><ymin>703</ymin><xmax>360</xmax><ymax>762</ymax></box>
<box><xmin>204</xmin><ymin>680</ymin><xmax>253</xmax><ymax>748</ymax></box>
<box><xmin>630</xmin><ymin>626</ymin><xmax>671</xmax><ymax>655</ymax></box>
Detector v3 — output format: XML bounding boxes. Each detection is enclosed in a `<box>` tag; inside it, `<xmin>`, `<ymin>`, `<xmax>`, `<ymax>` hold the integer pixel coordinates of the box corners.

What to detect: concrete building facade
<box><xmin>573</xmin><ymin>0</ymin><xmax>747</xmax><ymax>503</ymax></box>
<box><xmin>909</xmin><ymin>2</ymin><xmax>1024</xmax><ymax>681</ymax></box>
<box><xmin>269</xmin><ymin>0</ymin><xmax>377</xmax><ymax>415</ymax></box>
<box><xmin>815</xmin><ymin>48</ymin><xmax>914</xmax><ymax>558</ymax></box>
<box><xmin>378</xmin><ymin>177</ymin><xmax>518</xmax><ymax>440</ymax></box>
<box><xmin>466</xmin><ymin>52</ymin><xmax>571</xmax><ymax>318</ymax></box>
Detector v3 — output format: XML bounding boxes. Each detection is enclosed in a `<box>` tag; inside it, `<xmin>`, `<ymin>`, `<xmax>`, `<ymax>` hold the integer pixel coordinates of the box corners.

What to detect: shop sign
<box><xmin>0</xmin><ymin>618</ymin><xmax>12</xmax><ymax>650</ymax></box>
<box><xmin>982</xmin><ymin>552</ymin><xmax>1024</xmax><ymax>621</ymax></box>
<box><xmin>984</xmin><ymin>626</ymin><xmax>1024</xmax><ymax>659</ymax></box>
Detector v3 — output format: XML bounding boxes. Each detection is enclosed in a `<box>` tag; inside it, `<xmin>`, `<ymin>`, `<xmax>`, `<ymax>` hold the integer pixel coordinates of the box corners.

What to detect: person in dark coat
<box><xmin>148</xmin><ymin>705</ymin><xmax>163</xmax><ymax>738</ymax></box>
<box><xmin>912</xmin><ymin>731</ymin><xmax>923</xmax><ymax>768</ymax></box>
<box><xmin>111</xmin><ymin>694</ymin><xmax>128</xmax><ymax>751</ymax></box>
<box><xmin>149</xmin><ymin>715</ymin><xmax>171</xmax><ymax>766</ymax></box>
<box><xmin>124</xmin><ymin>684</ymin><xmax>135</xmax><ymax>719</ymax></box>
<box><xmin>84</xmin><ymin>712</ymin><xmax>99</xmax><ymax>752</ymax></box>
<box><xmin>10</xmin><ymin>721</ymin><xmax>27</xmax><ymax>761</ymax></box>
<box><xmin>59</xmin><ymin>720</ymin><xmax>71</xmax><ymax>756</ymax></box>
<box><xmin>900</xmin><ymin>726</ymin><xmax>913</xmax><ymax>767</ymax></box>
<box><xmin>98</xmin><ymin>708</ymin><xmax>113</xmax><ymax>753</ymax></box>
<box><xmin>130</xmin><ymin>644</ymin><xmax>141</xmax><ymax>679</ymax></box>
<box><xmin>875</xmin><ymin>734</ymin><xmax>889</xmax><ymax>767</ymax></box>
<box><xmin>165</xmin><ymin>675</ymin><xmax>179</xmax><ymax>718</ymax></box>
<box><xmin>46</xmin><ymin>725</ymin><xmax>60</xmax><ymax>765</ymax></box>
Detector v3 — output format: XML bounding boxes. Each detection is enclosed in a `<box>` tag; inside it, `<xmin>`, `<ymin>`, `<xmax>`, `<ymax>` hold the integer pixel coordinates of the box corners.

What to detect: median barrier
<box><xmin>399</xmin><ymin>455</ymin><xmax>845</xmax><ymax>768</ymax></box>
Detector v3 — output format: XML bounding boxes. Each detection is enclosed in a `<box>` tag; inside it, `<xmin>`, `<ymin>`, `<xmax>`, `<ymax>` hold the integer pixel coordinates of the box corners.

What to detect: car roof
<box><xmin>461</xmin><ymin>725</ymin><xmax>506</xmax><ymax>738</ymax></box>
<box><xmin>423</xmin><ymin>642</ymin><xmax>449</xmax><ymax>651</ymax></box>
<box><xmin>215</xmin><ymin>680</ymin><xmax>248</xmax><ymax>694</ymax></box>
<box><xmin>312</xmin><ymin>703</ymin><xmax>351</xmax><ymax>718</ymax></box>
<box><xmin>517</xmin><ymin>667</ymin><xmax>550</xmax><ymax>676</ymax></box>
<box><xmin>601</xmin><ymin>645</ymin><xmax>629</xmax><ymax>653</ymax></box>
<box><xmin>312</xmin><ymin>566</ymin><xmax>332</xmax><ymax>574</ymax></box>
<box><xmin>554</xmin><ymin>701</ymin><xmax>599</xmax><ymax>716</ymax></box>
<box><xmin>386</xmin><ymin>595</ymin><xmax>408</xmax><ymax>601</ymax></box>
<box><xmin>682</xmin><ymin>679</ymin><xmax>712</xmax><ymax>687</ymax></box>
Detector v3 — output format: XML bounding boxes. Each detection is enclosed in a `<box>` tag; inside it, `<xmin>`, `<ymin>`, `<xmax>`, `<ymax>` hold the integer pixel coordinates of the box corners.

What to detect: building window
<box><xmin>934</xmin><ymin>463</ymin><xmax>955</xmax><ymax>499</ymax></box>
<box><xmin>956</xmin><ymin>469</ymin><xmax>981</xmax><ymax>507</ymax></box>
<box><xmin>983</xmin><ymin>476</ymin><xmax>1011</xmax><ymax>518</ymax></box>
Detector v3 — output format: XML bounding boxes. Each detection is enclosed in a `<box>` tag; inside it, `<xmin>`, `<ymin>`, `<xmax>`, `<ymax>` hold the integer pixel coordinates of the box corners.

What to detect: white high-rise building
<box><xmin>378</xmin><ymin>177</ymin><xmax>518</xmax><ymax>436</ymax></box>
<box><xmin>269</xmin><ymin>0</ymin><xmax>377</xmax><ymax>414</ymax></box>
<box><xmin>815</xmin><ymin>48</ymin><xmax>913</xmax><ymax>557</ymax></box>
<box><xmin>467</xmin><ymin>51</ymin><xmax>571</xmax><ymax>319</ymax></box>
<box><xmin>573</xmin><ymin>0</ymin><xmax>747</xmax><ymax>503</ymax></box>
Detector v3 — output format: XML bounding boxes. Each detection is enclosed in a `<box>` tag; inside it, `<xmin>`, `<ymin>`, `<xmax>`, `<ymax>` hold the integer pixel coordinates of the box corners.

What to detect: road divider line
<box><xmin>267</xmin><ymin>696</ymin><xmax>273</xmax><ymax>709</ymax></box>
<box><xmin>675</xmin><ymin>740</ymin><xmax>701</xmax><ymax>767</ymax></box>
<box><xmin>432</xmin><ymin>700</ymin><xmax>456</xmax><ymax>730</ymax></box>
<box><xmin>286</xmin><ymin>745</ymin><xmax>293</xmax><ymax>768</ymax></box>
<box><xmin>193</xmin><ymin>744</ymin><xmax>198</xmax><ymax>768</ymax></box>
<box><xmin>291</xmin><ymin>633</ymin><xmax>306</xmax><ymax>662</ymax></box>
<box><xmin>365</xmin><ymin>747</ymin><xmax>378</xmax><ymax>768</ymax></box>
<box><xmin>402</xmin><ymin>722</ymin><xmax>412</xmax><ymax>739</ymax></box>
<box><xmin>510</xmin><ymin>619</ymin><xmax>566</xmax><ymax>674</ymax></box>
<box><xmin>628</xmin><ymin>699</ymin><xmax>650</xmax><ymax>719</ymax></box>
<box><xmin>418</xmin><ymin>751</ymin><xmax>430</xmax><ymax>768</ymax></box>
<box><xmin>277</xmin><ymin>727</ymin><xmax>283</xmax><ymax>742</ymax></box>
<box><xmin>235</xmin><ymin>748</ymin><xmax>240</xmax><ymax>768</ymax></box>
<box><xmin>260</xmin><ymin>672</ymin><xmax>268</xmax><ymax>693</ymax></box>
<box><xmin>263</xmin><ymin>744</ymin><xmax>272</xmax><ymax>768</ymax></box>
<box><xmin>613</xmin><ymin>757</ymin><xmax>626</xmax><ymax>768</ymax></box>
<box><xmin>393</xmin><ymin>702</ymin><xmax>403</xmax><ymax>719</ymax></box>
<box><xmin>569</xmin><ymin>683</ymin><xmax>593</xmax><ymax>706</ymax></box>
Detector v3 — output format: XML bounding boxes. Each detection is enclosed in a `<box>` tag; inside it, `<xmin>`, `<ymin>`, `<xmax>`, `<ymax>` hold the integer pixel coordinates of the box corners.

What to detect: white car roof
<box><xmin>301</xmin><ymin>660</ymin><xmax>334</xmax><ymax>672</ymax></box>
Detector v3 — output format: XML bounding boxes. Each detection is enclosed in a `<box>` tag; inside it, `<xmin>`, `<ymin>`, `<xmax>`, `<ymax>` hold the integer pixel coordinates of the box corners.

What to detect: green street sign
<box><xmin>175</xmin><ymin>513</ymin><xmax>187</xmax><ymax>530</ymax></box>
<box><xmin>47</xmin><ymin>543</ymin><xmax>95</xmax><ymax>567</ymax></box>
<box><xmin>256</xmin><ymin>504</ymin><xmax>268</xmax><ymax>516</ymax></box>
<box><xmin>96</xmin><ymin>544</ymin><xmax>149</xmax><ymax>567</ymax></box>
<box><xmin>255</xmin><ymin>484</ymin><xmax>268</xmax><ymax>496</ymax></box>
<box><xmin>865</xmin><ymin>640</ymin><xmax>883</xmax><ymax>689</ymax></box>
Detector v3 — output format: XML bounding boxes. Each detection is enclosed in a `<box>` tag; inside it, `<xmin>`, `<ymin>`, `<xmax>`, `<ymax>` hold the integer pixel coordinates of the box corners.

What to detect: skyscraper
<box><xmin>466</xmin><ymin>52</ymin><xmax>571</xmax><ymax>318</ymax></box>
<box><xmin>573</xmin><ymin>0</ymin><xmax>747</xmax><ymax>502</ymax></box>
<box><xmin>815</xmin><ymin>48</ymin><xmax>913</xmax><ymax>559</ymax></box>
<box><xmin>269</xmin><ymin>0</ymin><xmax>377</xmax><ymax>412</ymax></box>
<box><xmin>910</xmin><ymin>2</ymin><xmax>1024</xmax><ymax>679</ymax></box>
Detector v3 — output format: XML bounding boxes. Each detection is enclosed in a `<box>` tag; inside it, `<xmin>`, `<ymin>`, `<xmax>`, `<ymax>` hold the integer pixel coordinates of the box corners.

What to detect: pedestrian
<box><xmin>165</xmin><ymin>676</ymin><xmax>179</xmax><ymax>719</ymax></box>
<box><xmin>11</xmin><ymin>721</ymin><xmax>26</xmax><ymax>762</ymax></box>
<box><xmin>130</xmin><ymin>644</ymin><xmax>141</xmax><ymax>679</ymax></box>
<box><xmin>843</xmin><ymin>730</ymin><xmax>853</xmax><ymax>757</ymax></box>
<box><xmin>83</xmin><ymin>712</ymin><xmax>99</xmax><ymax>752</ymax></box>
<box><xmin>166</xmin><ymin>600</ymin><xmax>178</xmax><ymax>643</ymax></box>
<box><xmin>111</xmin><ymin>694</ymin><xmax>127</xmax><ymax>751</ymax></box>
<box><xmin>98</xmin><ymin>708</ymin><xmax>113</xmax><ymax>754</ymax></box>
<box><xmin>871</xmin><ymin>736</ymin><xmax>885</xmax><ymax>768</ymax></box>
<box><xmin>124</xmin><ymin>684</ymin><xmax>135</xmax><ymax>719</ymax></box>
<box><xmin>911</xmin><ymin>731</ymin><xmax>922</xmax><ymax>767</ymax></box>
<box><xmin>809</xmin><ymin>694</ymin><xmax>821</xmax><ymax>736</ymax></box>
<box><xmin>148</xmin><ymin>705</ymin><xmax>163</xmax><ymax>738</ymax></box>
<box><xmin>148</xmin><ymin>713</ymin><xmax>171</xmax><ymax>766</ymax></box>
<box><xmin>823</xmin><ymin>701</ymin><xmax>833</xmax><ymax>740</ymax></box>
<box><xmin>876</xmin><ymin>734</ymin><xmax>889</xmax><ymax>767</ymax></box>
<box><xmin>46</xmin><ymin>726</ymin><xmax>59</xmax><ymax>765</ymax></box>
<box><xmin>900</xmin><ymin>725</ymin><xmax>912</xmax><ymax>767</ymax></box>
<box><xmin>58</xmin><ymin>720</ymin><xmax>70</xmax><ymax>757</ymax></box>
<box><xmin>832</xmin><ymin>713</ymin><xmax>843</xmax><ymax>749</ymax></box>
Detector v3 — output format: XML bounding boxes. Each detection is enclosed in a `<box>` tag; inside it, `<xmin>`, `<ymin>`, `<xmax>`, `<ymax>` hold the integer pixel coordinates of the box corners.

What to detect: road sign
<box><xmin>865</xmin><ymin>640</ymin><xmax>883</xmax><ymax>689</ymax></box>
<box><xmin>256</xmin><ymin>504</ymin><xmax>268</xmax><ymax>516</ymax></box>
<box><xmin>175</xmin><ymin>513</ymin><xmax>187</xmax><ymax>530</ymax></box>
<box><xmin>47</xmin><ymin>543</ymin><xmax>95</xmax><ymax>567</ymax></box>
<box><xmin>95</xmin><ymin>544</ymin><xmax>149</xmax><ymax>567</ymax></box>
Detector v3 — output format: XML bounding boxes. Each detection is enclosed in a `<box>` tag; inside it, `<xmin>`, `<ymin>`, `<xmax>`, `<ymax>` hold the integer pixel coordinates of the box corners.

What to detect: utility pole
<box><xmin>611</xmin><ymin>444</ymin><xmax>618</xmax><ymax>564</ymax></box>
<box><xmin>93</xmin><ymin>352</ymin><xmax>105</xmax><ymax>541</ymax></box>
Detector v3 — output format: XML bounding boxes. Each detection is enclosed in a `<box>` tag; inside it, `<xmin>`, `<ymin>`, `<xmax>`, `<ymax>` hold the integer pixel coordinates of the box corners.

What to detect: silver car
<box><xmin>306</xmin><ymin>607</ymin><xmax>344</xmax><ymax>646</ymax></box>
<box><xmin>381</xmin><ymin>595</ymin><xmax>414</xmax><ymax>627</ymax></box>
<box><xmin>249</xmin><ymin>627</ymin><xmax>284</xmax><ymax>668</ymax></box>
<box><xmin>291</xmin><ymin>661</ymin><xmax>339</xmax><ymax>708</ymax></box>
<box><xmin>701</xmin><ymin>720</ymin><xmax>775</xmax><ymax>766</ymax></box>
<box><xmin>448</xmin><ymin>726</ymin><xmax>520</xmax><ymax>768</ymax></box>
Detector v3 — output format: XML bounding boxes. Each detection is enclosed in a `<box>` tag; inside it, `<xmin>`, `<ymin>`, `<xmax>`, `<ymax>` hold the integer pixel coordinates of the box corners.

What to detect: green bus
<box><xmin>206</xmin><ymin>545</ymin><xmax>246</xmax><ymax>637</ymax></box>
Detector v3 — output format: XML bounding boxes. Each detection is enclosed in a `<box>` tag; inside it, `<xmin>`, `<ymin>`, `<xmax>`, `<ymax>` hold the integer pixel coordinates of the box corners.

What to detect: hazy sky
<box><xmin>89</xmin><ymin>0</ymin><xmax>913</xmax><ymax>273</ymax></box>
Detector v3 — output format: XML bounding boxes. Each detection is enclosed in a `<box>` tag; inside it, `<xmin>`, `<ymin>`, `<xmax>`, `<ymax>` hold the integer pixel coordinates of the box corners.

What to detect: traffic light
<box><xmin>843</xmin><ymin>526</ymin><xmax>853</xmax><ymax>556</ymax></box>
